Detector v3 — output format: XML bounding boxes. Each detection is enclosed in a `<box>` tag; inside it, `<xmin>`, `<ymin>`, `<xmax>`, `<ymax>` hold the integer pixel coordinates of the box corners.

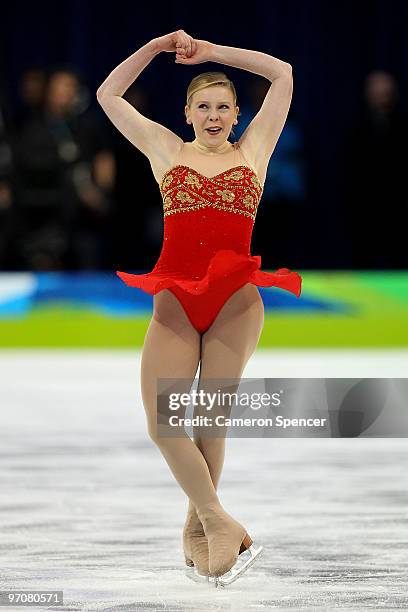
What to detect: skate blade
<box><xmin>208</xmin><ymin>543</ymin><xmax>264</xmax><ymax>588</ymax></box>
<box><xmin>185</xmin><ymin>565</ymin><xmax>209</xmax><ymax>584</ymax></box>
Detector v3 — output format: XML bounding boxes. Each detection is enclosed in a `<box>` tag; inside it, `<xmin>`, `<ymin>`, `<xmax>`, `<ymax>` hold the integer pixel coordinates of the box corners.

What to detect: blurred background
<box><xmin>1</xmin><ymin>0</ymin><xmax>408</xmax><ymax>347</ymax></box>
<box><xmin>2</xmin><ymin>6</ymin><xmax>407</xmax><ymax>609</ymax></box>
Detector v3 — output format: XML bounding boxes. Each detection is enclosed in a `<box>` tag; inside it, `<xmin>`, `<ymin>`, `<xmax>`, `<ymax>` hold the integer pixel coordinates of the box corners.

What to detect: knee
<box><xmin>147</xmin><ymin>423</ymin><xmax>176</xmax><ymax>447</ymax></box>
<box><xmin>147</xmin><ymin>419</ymin><xmax>168</xmax><ymax>446</ymax></box>
<box><xmin>148</xmin><ymin>424</ymin><xmax>160</xmax><ymax>446</ymax></box>
<box><xmin>148</xmin><ymin>427</ymin><xmax>169</xmax><ymax>449</ymax></box>
<box><xmin>194</xmin><ymin>435</ymin><xmax>226</xmax><ymax>450</ymax></box>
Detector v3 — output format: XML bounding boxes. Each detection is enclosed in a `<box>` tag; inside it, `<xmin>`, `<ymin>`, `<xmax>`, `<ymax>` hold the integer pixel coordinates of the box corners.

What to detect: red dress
<box><xmin>117</xmin><ymin>143</ymin><xmax>302</xmax><ymax>334</ymax></box>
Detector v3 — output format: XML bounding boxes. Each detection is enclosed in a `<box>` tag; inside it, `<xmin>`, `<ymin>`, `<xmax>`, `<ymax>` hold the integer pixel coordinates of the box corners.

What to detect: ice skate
<box><xmin>197</xmin><ymin>502</ymin><xmax>262</xmax><ymax>583</ymax></box>
<box><xmin>183</xmin><ymin>501</ymin><xmax>210</xmax><ymax>582</ymax></box>
<box><xmin>185</xmin><ymin>564</ymin><xmax>210</xmax><ymax>583</ymax></box>
<box><xmin>208</xmin><ymin>536</ymin><xmax>264</xmax><ymax>587</ymax></box>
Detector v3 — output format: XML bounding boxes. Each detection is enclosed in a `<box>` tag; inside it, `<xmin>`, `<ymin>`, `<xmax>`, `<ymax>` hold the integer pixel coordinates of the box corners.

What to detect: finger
<box><xmin>183</xmin><ymin>36</ymin><xmax>192</xmax><ymax>56</ymax></box>
<box><xmin>186</xmin><ymin>36</ymin><xmax>191</xmax><ymax>56</ymax></box>
<box><xmin>176</xmin><ymin>48</ymin><xmax>188</xmax><ymax>62</ymax></box>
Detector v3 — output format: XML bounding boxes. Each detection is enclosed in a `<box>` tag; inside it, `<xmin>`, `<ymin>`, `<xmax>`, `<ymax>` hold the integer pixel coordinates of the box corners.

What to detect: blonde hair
<box><xmin>186</xmin><ymin>71</ymin><xmax>240</xmax><ymax>137</ymax></box>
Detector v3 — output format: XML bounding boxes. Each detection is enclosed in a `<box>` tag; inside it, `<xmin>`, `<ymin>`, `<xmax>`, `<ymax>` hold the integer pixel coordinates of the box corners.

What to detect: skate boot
<box><xmin>183</xmin><ymin>500</ymin><xmax>209</xmax><ymax>582</ymax></box>
<box><xmin>196</xmin><ymin>501</ymin><xmax>263</xmax><ymax>587</ymax></box>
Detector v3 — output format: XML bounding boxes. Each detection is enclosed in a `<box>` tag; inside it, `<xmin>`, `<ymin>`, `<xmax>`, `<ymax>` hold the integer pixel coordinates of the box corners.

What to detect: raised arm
<box><xmin>213</xmin><ymin>44</ymin><xmax>292</xmax><ymax>167</ymax></box>
<box><xmin>175</xmin><ymin>40</ymin><xmax>293</xmax><ymax>169</ymax></box>
<box><xmin>96</xmin><ymin>31</ymin><xmax>194</xmax><ymax>164</ymax></box>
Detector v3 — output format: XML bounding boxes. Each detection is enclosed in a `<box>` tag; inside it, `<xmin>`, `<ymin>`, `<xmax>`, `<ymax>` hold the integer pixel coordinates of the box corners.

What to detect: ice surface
<box><xmin>0</xmin><ymin>349</ymin><xmax>407</xmax><ymax>611</ymax></box>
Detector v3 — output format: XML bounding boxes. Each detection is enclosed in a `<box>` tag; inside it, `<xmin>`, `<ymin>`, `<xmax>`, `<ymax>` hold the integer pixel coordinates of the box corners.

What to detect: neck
<box><xmin>191</xmin><ymin>138</ymin><xmax>233</xmax><ymax>155</ymax></box>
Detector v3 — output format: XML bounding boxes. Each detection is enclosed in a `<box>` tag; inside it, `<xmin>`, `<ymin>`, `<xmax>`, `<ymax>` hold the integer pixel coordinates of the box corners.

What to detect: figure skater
<box><xmin>97</xmin><ymin>29</ymin><xmax>302</xmax><ymax>586</ymax></box>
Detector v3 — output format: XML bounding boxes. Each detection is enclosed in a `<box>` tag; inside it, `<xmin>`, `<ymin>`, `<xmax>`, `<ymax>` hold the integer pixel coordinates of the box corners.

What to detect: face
<box><xmin>21</xmin><ymin>70</ymin><xmax>47</xmax><ymax>106</ymax></box>
<box><xmin>365</xmin><ymin>72</ymin><xmax>397</xmax><ymax>110</ymax></box>
<box><xmin>46</xmin><ymin>72</ymin><xmax>79</xmax><ymax>112</ymax></box>
<box><xmin>185</xmin><ymin>85</ymin><xmax>238</xmax><ymax>146</ymax></box>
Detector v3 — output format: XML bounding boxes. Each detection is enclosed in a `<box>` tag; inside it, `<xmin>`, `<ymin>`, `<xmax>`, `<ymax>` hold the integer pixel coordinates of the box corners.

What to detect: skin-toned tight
<box><xmin>140</xmin><ymin>283</ymin><xmax>264</xmax><ymax>574</ymax></box>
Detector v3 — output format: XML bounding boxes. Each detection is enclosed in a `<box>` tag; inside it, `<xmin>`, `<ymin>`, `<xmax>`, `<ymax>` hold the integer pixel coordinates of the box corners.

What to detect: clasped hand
<box><xmin>155</xmin><ymin>29</ymin><xmax>213</xmax><ymax>65</ymax></box>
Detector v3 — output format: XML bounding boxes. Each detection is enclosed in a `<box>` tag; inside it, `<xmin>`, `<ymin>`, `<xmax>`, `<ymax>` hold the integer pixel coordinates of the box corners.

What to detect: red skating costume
<box><xmin>117</xmin><ymin>142</ymin><xmax>302</xmax><ymax>333</ymax></box>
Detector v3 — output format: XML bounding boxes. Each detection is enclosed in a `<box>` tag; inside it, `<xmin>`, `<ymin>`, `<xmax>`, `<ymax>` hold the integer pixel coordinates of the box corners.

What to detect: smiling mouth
<box><xmin>206</xmin><ymin>127</ymin><xmax>222</xmax><ymax>133</ymax></box>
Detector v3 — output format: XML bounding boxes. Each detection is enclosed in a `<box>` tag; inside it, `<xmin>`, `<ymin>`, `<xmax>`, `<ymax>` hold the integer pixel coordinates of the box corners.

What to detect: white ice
<box><xmin>0</xmin><ymin>349</ymin><xmax>407</xmax><ymax>611</ymax></box>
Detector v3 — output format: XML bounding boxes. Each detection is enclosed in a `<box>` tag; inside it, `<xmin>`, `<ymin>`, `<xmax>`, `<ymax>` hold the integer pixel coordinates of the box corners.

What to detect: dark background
<box><xmin>2</xmin><ymin>0</ymin><xmax>408</xmax><ymax>272</ymax></box>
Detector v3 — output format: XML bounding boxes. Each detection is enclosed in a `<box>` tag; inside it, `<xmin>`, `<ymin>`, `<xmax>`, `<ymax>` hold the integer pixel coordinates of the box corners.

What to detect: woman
<box><xmin>97</xmin><ymin>30</ymin><xmax>302</xmax><ymax>586</ymax></box>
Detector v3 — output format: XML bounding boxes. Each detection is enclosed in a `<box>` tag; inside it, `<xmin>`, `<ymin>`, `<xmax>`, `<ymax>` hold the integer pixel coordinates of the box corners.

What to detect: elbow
<box><xmin>274</xmin><ymin>62</ymin><xmax>292</xmax><ymax>82</ymax></box>
<box><xmin>284</xmin><ymin>62</ymin><xmax>293</xmax><ymax>77</ymax></box>
<box><xmin>96</xmin><ymin>83</ymin><xmax>112</xmax><ymax>103</ymax></box>
<box><xmin>283</xmin><ymin>63</ymin><xmax>293</xmax><ymax>87</ymax></box>
<box><xmin>96</xmin><ymin>87</ymin><xmax>121</xmax><ymax>105</ymax></box>
<box><xmin>96</xmin><ymin>88</ymin><xmax>112</xmax><ymax>108</ymax></box>
<box><xmin>96</xmin><ymin>86</ymin><xmax>105</xmax><ymax>103</ymax></box>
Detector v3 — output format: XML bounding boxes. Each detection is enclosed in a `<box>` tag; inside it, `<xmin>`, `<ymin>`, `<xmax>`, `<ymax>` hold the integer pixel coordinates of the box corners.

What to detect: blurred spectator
<box><xmin>234</xmin><ymin>78</ymin><xmax>307</xmax><ymax>268</ymax></box>
<box><xmin>344</xmin><ymin>70</ymin><xmax>408</xmax><ymax>269</ymax></box>
<box><xmin>0</xmin><ymin>96</ymin><xmax>14</xmax><ymax>269</ymax></box>
<box><xmin>13</xmin><ymin>68</ymin><xmax>48</xmax><ymax>129</ymax></box>
<box><xmin>11</xmin><ymin>68</ymin><xmax>115</xmax><ymax>270</ymax></box>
